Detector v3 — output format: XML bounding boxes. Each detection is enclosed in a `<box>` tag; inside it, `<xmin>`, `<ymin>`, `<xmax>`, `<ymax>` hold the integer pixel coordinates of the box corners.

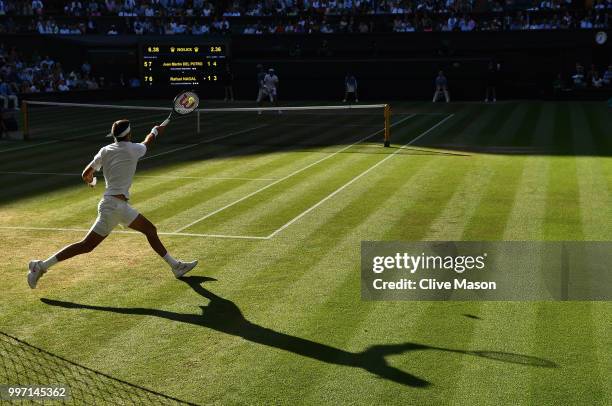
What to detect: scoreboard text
<box><xmin>141</xmin><ymin>44</ymin><xmax>226</xmax><ymax>87</ymax></box>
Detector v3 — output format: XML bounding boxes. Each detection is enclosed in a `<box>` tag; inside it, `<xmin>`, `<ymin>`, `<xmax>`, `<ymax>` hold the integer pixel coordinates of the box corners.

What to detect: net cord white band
<box><xmin>24</xmin><ymin>100</ymin><xmax>387</xmax><ymax>113</ymax></box>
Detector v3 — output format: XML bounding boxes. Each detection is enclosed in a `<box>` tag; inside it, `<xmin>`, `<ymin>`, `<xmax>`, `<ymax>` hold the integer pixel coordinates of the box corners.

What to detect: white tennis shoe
<box><xmin>171</xmin><ymin>260</ymin><xmax>198</xmax><ymax>278</ymax></box>
<box><xmin>27</xmin><ymin>260</ymin><xmax>46</xmax><ymax>289</ymax></box>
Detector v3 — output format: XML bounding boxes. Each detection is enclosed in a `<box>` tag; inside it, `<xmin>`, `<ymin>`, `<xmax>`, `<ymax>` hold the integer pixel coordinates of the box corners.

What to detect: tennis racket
<box><xmin>161</xmin><ymin>90</ymin><xmax>200</xmax><ymax>127</ymax></box>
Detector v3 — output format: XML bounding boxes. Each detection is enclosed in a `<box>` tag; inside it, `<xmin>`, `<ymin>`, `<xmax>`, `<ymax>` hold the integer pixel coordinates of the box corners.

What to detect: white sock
<box><xmin>163</xmin><ymin>253</ymin><xmax>179</xmax><ymax>268</ymax></box>
<box><xmin>42</xmin><ymin>256</ymin><xmax>58</xmax><ymax>270</ymax></box>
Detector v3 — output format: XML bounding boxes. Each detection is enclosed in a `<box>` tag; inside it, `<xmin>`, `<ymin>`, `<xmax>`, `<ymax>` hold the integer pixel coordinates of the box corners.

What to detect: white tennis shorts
<box><xmin>90</xmin><ymin>196</ymin><xmax>139</xmax><ymax>236</ymax></box>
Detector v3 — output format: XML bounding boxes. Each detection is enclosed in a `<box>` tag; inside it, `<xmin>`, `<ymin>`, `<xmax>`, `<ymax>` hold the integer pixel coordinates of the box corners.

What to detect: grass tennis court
<box><xmin>0</xmin><ymin>101</ymin><xmax>610</xmax><ymax>405</ymax></box>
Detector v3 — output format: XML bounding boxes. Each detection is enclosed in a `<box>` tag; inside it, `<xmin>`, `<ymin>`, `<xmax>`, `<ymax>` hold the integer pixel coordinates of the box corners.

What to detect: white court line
<box><xmin>174</xmin><ymin>114</ymin><xmax>415</xmax><ymax>233</ymax></box>
<box><xmin>0</xmin><ymin>226</ymin><xmax>269</xmax><ymax>240</ymax></box>
<box><xmin>136</xmin><ymin>175</ymin><xmax>275</xmax><ymax>181</ymax></box>
<box><xmin>267</xmin><ymin>114</ymin><xmax>455</xmax><ymax>238</ymax></box>
<box><xmin>0</xmin><ymin>171</ymin><xmax>276</xmax><ymax>182</ymax></box>
<box><xmin>141</xmin><ymin>124</ymin><xmax>268</xmax><ymax>161</ymax></box>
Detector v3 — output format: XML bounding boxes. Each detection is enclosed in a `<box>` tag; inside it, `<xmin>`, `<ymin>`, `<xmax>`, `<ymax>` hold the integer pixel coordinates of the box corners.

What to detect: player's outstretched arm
<box><xmin>142</xmin><ymin>125</ymin><xmax>166</xmax><ymax>148</ymax></box>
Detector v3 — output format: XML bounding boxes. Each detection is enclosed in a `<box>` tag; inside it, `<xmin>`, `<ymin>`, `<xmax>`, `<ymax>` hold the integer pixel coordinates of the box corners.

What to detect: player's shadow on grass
<box><xmin>41</xmin><ymin>276</ymin><xmax>556</xmax><ymax>388</ymax></box>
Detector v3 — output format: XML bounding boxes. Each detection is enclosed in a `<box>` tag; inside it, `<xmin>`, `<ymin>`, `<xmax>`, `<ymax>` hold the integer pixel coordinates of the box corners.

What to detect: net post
<box><xmin>196</xmin><ymin>110</ymin><xmax>201</xmax><ymax>134</ymax></box>
<box><xmin>383</xmin><ymin>104</ymin><xmax>390</xmax><ymax>147</ymax></box>
<box><xmin>22</xmin><ymin>100</ymin><xmax>29</xmax><ymax>140</ymax></box>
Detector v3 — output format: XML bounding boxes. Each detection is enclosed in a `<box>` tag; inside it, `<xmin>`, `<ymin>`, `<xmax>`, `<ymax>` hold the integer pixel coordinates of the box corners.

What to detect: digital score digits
<box><xmin>142</xmin><ymin>44</ymin><xmax>227</xmax><ymax>87</ymax></box>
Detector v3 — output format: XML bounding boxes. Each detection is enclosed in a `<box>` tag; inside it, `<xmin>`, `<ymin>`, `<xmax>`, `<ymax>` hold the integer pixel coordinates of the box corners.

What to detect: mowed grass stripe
<box><xmin>424</xmin><ymin>103</ymin><xmax>532</xmax><ymax>240</ymax></box>
<box><xmin>503</xmin><ymin>157</ymin><xmax>550</xmax><ymax>239</ymax></box>
<box><xmin>532</xmin><ymin>102</ymin><xmax>555</xmax><ymax>148</ymax></box>
<box><xmin>543</xmin><ymin>104</ymin><xmax>583</xmax><ymax>240</ymax></box>
<box><xmin>422</xmin><ymin>155</ymin><xmax>483</xmax><ymax>240</ymax></box>
<box><xmin>460</xmin><ymin>103</ymin><xmax>539</xmax><ymax>239</ymax></box>
<box><xmin>581</xmin><ymin>103</ymin><xmax>612</xmax><ymax>193</ymax></box>
<box><xmin>454</xmin><ymin>103</ymin><xmax>516</xmax><ymax>146</ymax></box>
<box><xmin>513</xmin><ymin>102</ymin><xmax>543</xmax><ymax>146</ymax></box>
<box><xmin>582</xmin><ymin>103</ymin><xmax>612</xmax><ymax>154</ymax></box>
<box><xmin>431</xmin><ymin>104</ymin><xmax>483</xmax><ymax>144</ymax></box>
<box><xmin>468</xmin><ymin>102</ymin><xmax>518</xmax><ymax>146</ymax></box>
<box><xmin>449</xmin><ymin>112</ymin><xmax>545</xmax><ymax>400</ymax></box>
<box><xmin>529</xmin><ymin>303</ymin><xmax>607</xmax><ymax>404</ymax></box>
<box><xmin>551</xmin><ymin>102</ymin><xmax>574</xmax><ymax>154</ymax></box>
<box><xmin>592</xmin><ymin>302</ymin><xmax>612</xmax><ymax>406</ymax></box>
<box><xmin>528</xmin><ymin>105</ymin><xmax>604</xmax><ymax>403</ymax></box>
<box><xmin>451</xmin><ymin>303</ymin><xmax>541</xmax><ymax>405</ymax></box>
<box><xmin>452</xmin><ymin>105</ymin><xmax>550</xmax><ymax>402</ymax></box>
<box><xmin>498</xmin><ymin>158</ymin><xmax>549</xmax><ymax>404</ymax></box>
<box><xmin>571</xmin><ymin>106</ymin><xmax>611</xmax><ymax>240</ymax></box>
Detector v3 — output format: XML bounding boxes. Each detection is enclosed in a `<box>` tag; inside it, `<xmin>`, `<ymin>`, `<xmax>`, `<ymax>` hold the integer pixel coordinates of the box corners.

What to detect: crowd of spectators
<box><xmin>392</xmin><ymin>10</ymin><xmax>609</xmax><ymax>32</ymax></box>
<box><xmin>569</xmin><ymin>62</ymin><xmax>612</xmax><ymax>88</ymax></box>
<box><xmin>0</xmin><ymin>0</ymin><xmax>609</xmax><ymax>34</ymax></box>
<box><xmin>553</xmin><ymin>62</ymin><xmax>612</xmax><ymax>97</ymax></box>
<box><xmin>0</xmin><ymin>45</ymin><xmax>103</xmax><ymax>108</ymax></box>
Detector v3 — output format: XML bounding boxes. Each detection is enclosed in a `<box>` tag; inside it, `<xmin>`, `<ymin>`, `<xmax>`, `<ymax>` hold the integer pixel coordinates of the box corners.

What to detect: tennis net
<box><xmin>21</xmin><ymin>101</ymin><xmax>393</xmax><ymax>148</ymax></box>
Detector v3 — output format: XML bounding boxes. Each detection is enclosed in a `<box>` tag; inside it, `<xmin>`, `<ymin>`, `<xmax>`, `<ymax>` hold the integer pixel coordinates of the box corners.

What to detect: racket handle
<box><xmin>161</xmin><ymin>111</ymin><xmax>173</xmax><ymax>127</ymax></box>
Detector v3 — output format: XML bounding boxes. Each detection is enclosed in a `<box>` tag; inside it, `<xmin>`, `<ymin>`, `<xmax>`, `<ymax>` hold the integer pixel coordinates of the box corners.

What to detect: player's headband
<box><xmin>106</xmin><ymin>124</ymin><xmax>131</xmax><ymax>139</ymax></box>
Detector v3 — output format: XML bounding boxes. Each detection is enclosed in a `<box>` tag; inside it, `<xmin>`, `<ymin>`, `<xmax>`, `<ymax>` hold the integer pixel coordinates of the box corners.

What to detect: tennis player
<box><xmin>262</xmin><ymin>68</ymin><xmax>279</xmax><ymax>104</ymax></box>
<box><xmin>343</xmin><ymin>73</ymin><xmax>359</xmax><ymax>103</ymax></box>
<box><xmin>27</xmin><ymin>119</ymin><xmax>198</xmax><ymax>289</ymax></box>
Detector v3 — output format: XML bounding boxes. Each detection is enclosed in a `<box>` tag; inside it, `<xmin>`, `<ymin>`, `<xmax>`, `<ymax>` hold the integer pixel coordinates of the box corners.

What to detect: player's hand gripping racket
<box><xmin>161</xmin><ymin>90</ymin><xmax>200</xmax><ymax>127</ymax></box>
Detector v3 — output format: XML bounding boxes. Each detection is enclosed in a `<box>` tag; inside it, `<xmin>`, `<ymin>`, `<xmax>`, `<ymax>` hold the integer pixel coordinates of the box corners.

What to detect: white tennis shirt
<box><xmin>89</xmin><ymin>141</ymin><xmax>147</xmax><ymax>199</ymax></box>
<box><xmin>263</xmin><ymin>74</ymin><xmax>278</xmax><ymax>90</ymax></box>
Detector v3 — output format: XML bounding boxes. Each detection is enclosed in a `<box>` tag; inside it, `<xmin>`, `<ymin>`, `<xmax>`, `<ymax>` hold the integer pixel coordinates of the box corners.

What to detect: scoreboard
<box><xmin>141</xmin><ymin>43</ymin><xmax>227</xmax><ymax>87</ymax></box>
